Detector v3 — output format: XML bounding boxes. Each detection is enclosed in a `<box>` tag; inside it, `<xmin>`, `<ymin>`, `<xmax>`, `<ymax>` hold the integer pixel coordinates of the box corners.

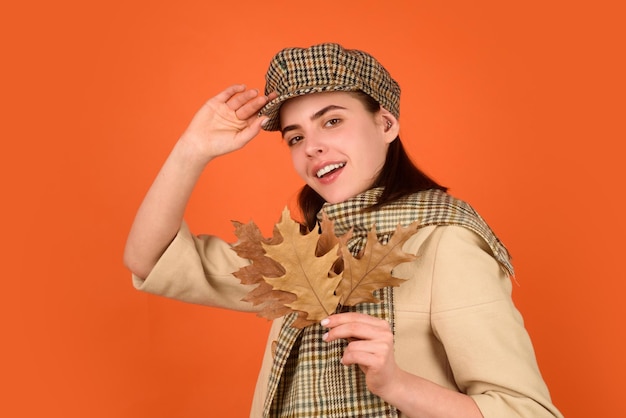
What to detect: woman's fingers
<box><xmin>341</xmin><ymin>347</ymin><xmax>381</xmax><ymax>367</ymax></box>
<box><xmin>235</xmin><ymin>93</ymin><xmax>270</xmax><ymax>120</ymax></box>
<box><xmin>322</xmin><ymin>312</ymin><xmax>399</xmax><ymax>396</ymax></box>
<box><xmin>322</xmin><ymin>312</ymin><xmax>391</xmax><ymax>342</ymax></box>
<box><xmin>216</xmin><ymin>85</ymin><xmax>269</xmax><ymax>120</ymax></box>
<box><xmin>211</xmin><ymin>85</ymin><xmax>278</xmax><ymax>126</ymax></box>
<box><xmin>213</xmin><ymin>84</ymin><xmax>247</xmax><ymax>103</ymax></box>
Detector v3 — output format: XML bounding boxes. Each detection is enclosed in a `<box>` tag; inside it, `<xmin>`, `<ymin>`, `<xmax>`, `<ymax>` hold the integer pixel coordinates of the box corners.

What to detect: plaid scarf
<box><xmin>264</xmin><ymin>188</ymin><xmax>513</xmax><ymax>417</ymax></box>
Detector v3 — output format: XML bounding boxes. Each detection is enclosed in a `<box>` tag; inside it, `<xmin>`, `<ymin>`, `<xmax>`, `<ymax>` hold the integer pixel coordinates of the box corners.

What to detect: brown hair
<box><xmin>297</xmin><ymin>91</ymin><xmax>447</xmax><ymax>230</ymax></box>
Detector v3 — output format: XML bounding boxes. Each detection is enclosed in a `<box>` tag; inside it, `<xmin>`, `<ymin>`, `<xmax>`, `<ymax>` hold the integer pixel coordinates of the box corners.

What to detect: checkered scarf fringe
<box><xmin>263</xmin><ymin>188</ymin><xmax>513</xmax><ymax>417</ymax></box>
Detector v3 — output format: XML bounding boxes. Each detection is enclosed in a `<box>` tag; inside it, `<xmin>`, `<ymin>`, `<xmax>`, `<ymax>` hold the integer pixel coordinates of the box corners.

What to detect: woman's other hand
<box><xmin>321</xmin><ymin>312</ymin><xmax>400</xmax><ymax>398</ymax></box>
<box><xmin>180</xmin><ymin>84</ymin><xmax>277</xmax><ymax>163</ymax></box>
<box><xmin>321</xmin><ymin>312</ymin><xmax>484</xmax><ymax>417</ymax></box>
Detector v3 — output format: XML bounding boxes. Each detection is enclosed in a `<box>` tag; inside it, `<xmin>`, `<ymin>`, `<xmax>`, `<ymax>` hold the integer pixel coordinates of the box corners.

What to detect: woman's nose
<box><xmin>305</xmin><ymin>134</ymin><xmax>326</xmax><ymax>156</ymax></box>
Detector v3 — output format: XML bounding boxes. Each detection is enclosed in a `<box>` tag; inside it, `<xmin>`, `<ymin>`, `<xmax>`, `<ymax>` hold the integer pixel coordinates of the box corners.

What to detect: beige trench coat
<box><xmin>133</xmin><ymin>222</ymin><xmax>562</xmax><ymax>417</ymax></box>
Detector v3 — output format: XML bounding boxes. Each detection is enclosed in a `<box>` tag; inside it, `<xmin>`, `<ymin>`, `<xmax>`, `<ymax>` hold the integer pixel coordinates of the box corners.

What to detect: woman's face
<box><xmin>279</xmin><ymin>91</ymin><xmax>398</xmax><ymax>204</ymax></box>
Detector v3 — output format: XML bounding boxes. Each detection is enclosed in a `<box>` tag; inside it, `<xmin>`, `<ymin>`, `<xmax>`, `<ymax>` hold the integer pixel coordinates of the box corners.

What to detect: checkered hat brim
<box><xmin>259</xmin><ymin>43</ymin><xmax>400</xmax><ymax>131</ymax></box>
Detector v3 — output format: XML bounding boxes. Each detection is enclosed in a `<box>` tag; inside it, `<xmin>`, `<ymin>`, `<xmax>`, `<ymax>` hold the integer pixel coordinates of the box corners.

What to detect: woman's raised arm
<box><xmin>123</xmin><ymin>85</ymin><xmax>273</xmax><ymax>279</ymax></box>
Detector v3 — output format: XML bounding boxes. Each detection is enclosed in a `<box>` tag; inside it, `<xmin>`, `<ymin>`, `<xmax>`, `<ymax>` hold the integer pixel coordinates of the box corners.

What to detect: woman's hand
<box><xmin>321</xmin><ymin>312</ymin><xmax>484</xmax><ymax>418</ymax></box>
<box><xmin>321</xmin><ymin>312</ymin><xmax>400</xmax><ymax>398</ymax></box>
<box><xmin>179</xmin><ymin>84</ymin><xmax>277</xmax><ymax>163</ymax></box>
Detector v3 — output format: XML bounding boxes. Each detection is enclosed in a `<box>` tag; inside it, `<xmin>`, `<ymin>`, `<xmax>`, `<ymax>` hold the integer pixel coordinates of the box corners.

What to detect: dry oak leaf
<box><xmin>231</xmin><ymin>219</ymin><xmax>296</xmax><ymax>320</ymax></box>
<box><xmin>262</xmin><ymin>208</ymin><xmax>342</xmax><ymax>323</ymax></box>
<box><xmin>337</xmin><ymin>222</ymin><xmax>419</xmax><ymax>307</ymax></box>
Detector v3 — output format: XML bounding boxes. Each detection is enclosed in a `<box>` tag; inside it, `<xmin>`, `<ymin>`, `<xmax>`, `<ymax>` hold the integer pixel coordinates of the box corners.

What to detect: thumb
<box><xmin>233</xmin><ymin>116</ymin><xmax>268</xmax><ymax>147</ymax></box>
<box><xmin>248</xmin><ymin>115</ymin><xmax>270</xmax><ymax>135</ymax></box>
<box><xmin>259</xmin><ymin>116</ymin><xmax>270</xmax><ymax>130</ymax></box>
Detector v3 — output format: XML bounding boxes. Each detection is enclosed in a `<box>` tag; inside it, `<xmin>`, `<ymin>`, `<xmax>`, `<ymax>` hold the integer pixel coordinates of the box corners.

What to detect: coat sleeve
<box><xmin>428</xmin><ymin>226</ymin><xmax>562</xmax><ymax>418</ymax></box>
<box><xmin>132</xmin><ymin>221</ymin><xmax>258</xmax><ymax>312</ymax></box>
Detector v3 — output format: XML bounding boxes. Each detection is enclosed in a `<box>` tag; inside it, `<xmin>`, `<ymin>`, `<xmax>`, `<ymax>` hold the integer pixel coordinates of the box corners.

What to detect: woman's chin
<box><xmin>316</xmin><ymin>187</ymin><xmax>368</xmax><ymax>205</ymax></box>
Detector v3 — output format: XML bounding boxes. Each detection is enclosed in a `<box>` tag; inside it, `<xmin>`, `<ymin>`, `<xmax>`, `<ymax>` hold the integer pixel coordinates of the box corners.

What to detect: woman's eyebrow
<box><xmin>281</xmin><ymin>105</ymin><xmax>347</xmax><ymax>137</ymax></box>
<box><xmin>311</xmin><ymin>105</ymin><xmax>347</xmax><ymax>121</ymax></box>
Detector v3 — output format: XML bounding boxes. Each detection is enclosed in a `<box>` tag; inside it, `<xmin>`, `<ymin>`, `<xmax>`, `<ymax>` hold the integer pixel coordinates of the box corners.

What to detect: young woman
<box><xmin>124</xmin><ymin>43</ymin><xmax>562</xmax><ymax>417</ymax></box>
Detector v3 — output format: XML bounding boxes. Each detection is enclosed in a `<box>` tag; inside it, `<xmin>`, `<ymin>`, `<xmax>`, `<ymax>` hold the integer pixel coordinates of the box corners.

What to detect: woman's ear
<box><xmin>379</xmin><ymin>108</ymin><xmax>399</xmax><ymax>143</ymax></box>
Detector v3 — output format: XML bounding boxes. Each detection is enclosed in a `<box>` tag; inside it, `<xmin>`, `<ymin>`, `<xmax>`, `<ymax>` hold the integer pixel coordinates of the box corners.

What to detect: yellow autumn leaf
<box><xmin>262</xmin><ymin>208</ymin><xmax>342</xmax><ymax>323</ymax></box>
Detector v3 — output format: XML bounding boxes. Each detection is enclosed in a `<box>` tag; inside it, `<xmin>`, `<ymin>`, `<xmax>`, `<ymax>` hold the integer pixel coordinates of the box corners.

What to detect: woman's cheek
<box><xmin>290</xmin><ymin>152</ymin><xmax>306</xmax><ymax>179</ymax></box>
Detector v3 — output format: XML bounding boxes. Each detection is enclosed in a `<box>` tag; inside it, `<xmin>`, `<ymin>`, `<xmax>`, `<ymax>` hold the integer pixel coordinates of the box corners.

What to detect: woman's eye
<box><xmin>287</xmin><ymin>136</ymin><xmax>303</xmax><ymax>146</ymax></box>
<box><xmin>325</xmin><ymin>118</ymin><xmax>340</xmax><ymax>127</ymax></box>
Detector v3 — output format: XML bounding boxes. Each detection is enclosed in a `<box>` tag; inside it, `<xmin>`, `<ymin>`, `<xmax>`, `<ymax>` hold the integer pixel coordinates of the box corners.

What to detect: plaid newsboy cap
<box><xmin>259</xmin><ymin>43</ymin><xmax>400</xmax><ymax>131</ymax></box>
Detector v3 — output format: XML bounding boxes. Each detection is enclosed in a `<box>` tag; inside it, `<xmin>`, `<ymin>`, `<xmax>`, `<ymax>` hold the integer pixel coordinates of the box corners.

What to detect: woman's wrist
<box><xmin>374</xmin><ymin>367</ymin><xmax>416</xmax><ymax>412</ymax></box>
<box><xmin>174</xmin><ymin>133</ymin><xmax>216</xmax><ymax>169</ymax></box>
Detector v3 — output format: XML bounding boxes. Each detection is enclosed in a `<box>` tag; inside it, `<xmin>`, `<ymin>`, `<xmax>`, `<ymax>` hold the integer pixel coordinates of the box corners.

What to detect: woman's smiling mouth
<box><xmin>316</xmin><ymin>162</ymin><xmax>346</xmax><ymax>178</ymax></box>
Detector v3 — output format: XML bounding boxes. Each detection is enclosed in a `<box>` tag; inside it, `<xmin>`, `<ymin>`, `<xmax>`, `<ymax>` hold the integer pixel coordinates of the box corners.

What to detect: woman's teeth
<box><xmin>316</xmin><ymin>163</ymin><xmax>346</xmax><ymax>178</ymax></box>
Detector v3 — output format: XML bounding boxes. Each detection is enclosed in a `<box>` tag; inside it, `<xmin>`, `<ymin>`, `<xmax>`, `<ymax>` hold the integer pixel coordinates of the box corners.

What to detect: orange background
<box><xmin>1</xmin><ymin>0</ymin><xmax>624</xmax><ymax>417</ymax></box>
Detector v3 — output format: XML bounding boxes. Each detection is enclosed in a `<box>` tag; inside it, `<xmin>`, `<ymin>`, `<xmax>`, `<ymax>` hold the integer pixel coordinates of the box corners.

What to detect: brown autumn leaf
<box><xmin>337</xmin><ymin>222</ymin><xmax>419</xmax><ymax>307</ymax></box>
<box><xmin>262</xmin><ymin>208</ymin><xmax>342</xmax><ymax>324</ymax></box>
<box><xmin>231</xmin><ymin>219</ymin><xmax>296</xmax><ymax>320</ymax></box>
